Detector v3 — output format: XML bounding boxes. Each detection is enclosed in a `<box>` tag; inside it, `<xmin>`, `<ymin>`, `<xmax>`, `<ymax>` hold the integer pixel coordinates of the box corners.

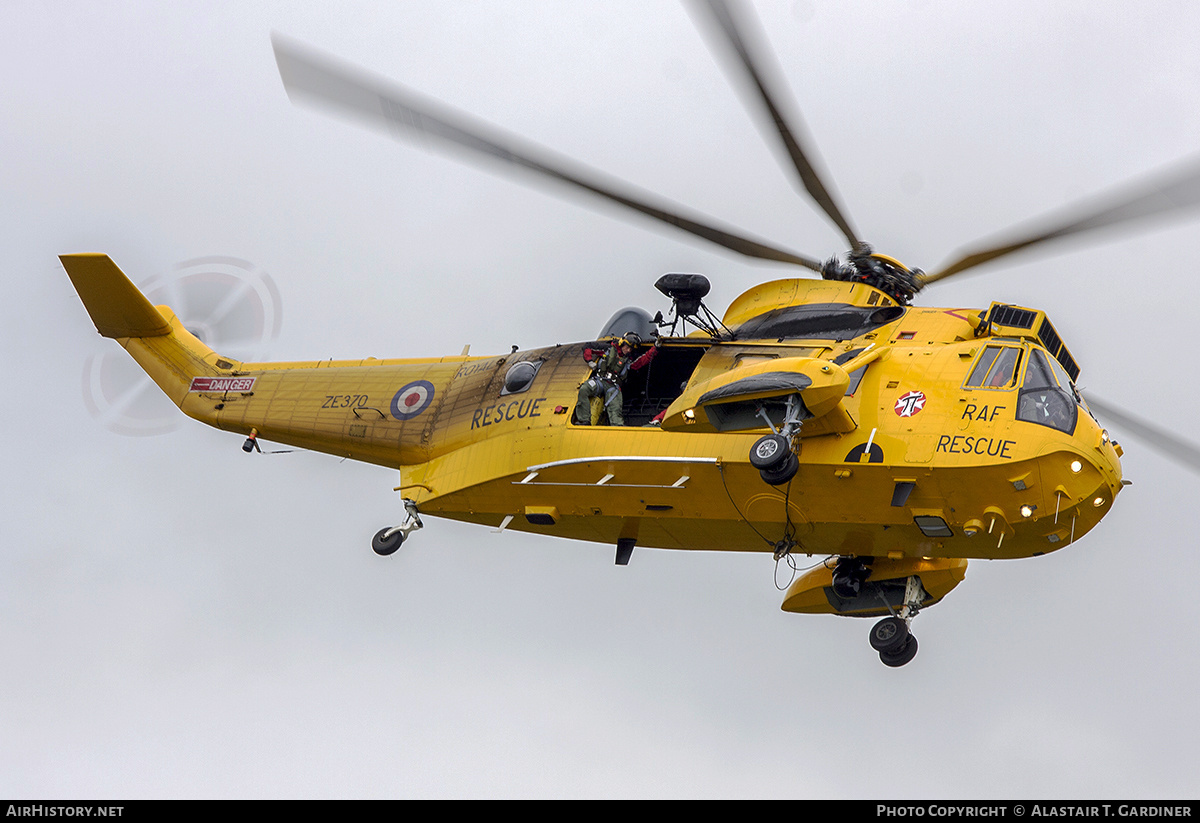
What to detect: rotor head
<box><xmin>821</xmin><ymin>246</ymin><xmax>922</xmax><ymax>305</ymax></box>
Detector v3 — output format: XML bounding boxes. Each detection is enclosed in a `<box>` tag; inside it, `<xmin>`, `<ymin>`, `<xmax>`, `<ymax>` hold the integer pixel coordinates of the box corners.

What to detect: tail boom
<box><xmin>63</xmin><ymin>253</ymin><xmax>464</xmax><ymax>467</ymax></box>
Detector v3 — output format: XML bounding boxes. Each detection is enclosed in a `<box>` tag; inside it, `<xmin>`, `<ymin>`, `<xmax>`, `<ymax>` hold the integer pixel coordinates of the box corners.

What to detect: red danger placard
<box><xmin>189</xmin><ymin>376</ymin><xmax>256</xmax><ymax>393</ymax></box>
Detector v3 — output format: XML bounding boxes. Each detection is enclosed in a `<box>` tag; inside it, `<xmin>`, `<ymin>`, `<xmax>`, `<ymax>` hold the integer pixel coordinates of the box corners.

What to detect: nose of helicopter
<box><xmin>1044</xmin><ymin>415</ymin><xmax>1125</xmax><ymax>538</ymax></box>
<box><xmin>1081</xmin><ymin>449</ymin><xmax>1122</xmax><ymax>515</ymax></box>
<box><xmin>1096</xmin><ymin>437</ymin><xmax>1125</xmax><ymax>512</ymax></box>
<box><xmin>1086</xmin><ymin>415</ymin><xmax>1125</xmax><ymax>501</ymax></box>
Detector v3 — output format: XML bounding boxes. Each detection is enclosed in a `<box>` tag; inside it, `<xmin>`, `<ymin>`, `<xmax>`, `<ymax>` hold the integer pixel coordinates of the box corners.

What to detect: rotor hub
<box><xmin>820</xmin><ymin>245</ymin><xmax>923</xmax><ymax>305</ymax></box>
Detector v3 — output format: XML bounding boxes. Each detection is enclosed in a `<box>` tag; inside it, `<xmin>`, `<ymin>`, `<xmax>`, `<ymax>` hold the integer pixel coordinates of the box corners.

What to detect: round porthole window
<box><xmin>502</xmin><ymin>361</ymin><xmax>541</xmax><ymax>395</ymax></box>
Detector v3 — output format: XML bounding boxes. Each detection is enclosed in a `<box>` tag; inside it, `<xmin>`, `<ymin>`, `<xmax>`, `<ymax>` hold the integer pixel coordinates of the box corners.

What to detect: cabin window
<box><xmin>1015</xmin><ymin>349</ymin><xmax>1077</xmax><ymax>434</ymax></box>
<box><xmin>500</xmin><ymin>360</ymin><xmax>542</xmax><ymax>395</ymax></box>
<box><xmin>965</xmin><ymin>346</ymin><xmax>1021</xmax><ymax>389</ymax></box>
<box><xmin>735</xmin><ymin>353</ymin><xmax>778</xmax><ymax>369</ymax></box>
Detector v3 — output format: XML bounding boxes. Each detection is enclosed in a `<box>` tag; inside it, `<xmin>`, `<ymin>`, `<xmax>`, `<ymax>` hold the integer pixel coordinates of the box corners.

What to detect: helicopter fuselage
<box><xmin>91</xmin><ymin>257</ymin><xmax>1121</xmax><ymax>566</ymax></box>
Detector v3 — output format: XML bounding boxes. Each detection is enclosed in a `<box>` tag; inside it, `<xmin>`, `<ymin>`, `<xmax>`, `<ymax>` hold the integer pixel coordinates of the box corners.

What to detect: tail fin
<box><xmin>60</xmin><ymin>253</ymin><xmax>172</xmax><ymax>339</ymax></box>
<box><xmin>62</xmin><ymin>254</ymin><xmax>230</xmax><ymax>409</ymax></box>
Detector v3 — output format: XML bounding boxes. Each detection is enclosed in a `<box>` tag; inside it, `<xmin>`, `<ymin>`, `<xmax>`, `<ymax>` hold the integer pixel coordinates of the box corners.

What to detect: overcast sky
<box><xmin>4</xmin><ymin>0</ymin><xmax>1200</xmax><ymax>798</ymax></box>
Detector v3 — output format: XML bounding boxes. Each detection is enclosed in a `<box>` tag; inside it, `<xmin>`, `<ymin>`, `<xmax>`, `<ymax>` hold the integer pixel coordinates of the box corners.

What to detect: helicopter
<box><xmin>60</xmin><ymin>1</ymin><xmax>1200</xmax><ymax>667</ymax></box>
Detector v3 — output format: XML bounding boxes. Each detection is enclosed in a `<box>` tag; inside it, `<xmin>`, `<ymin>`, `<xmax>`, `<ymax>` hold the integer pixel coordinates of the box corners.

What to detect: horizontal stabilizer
<box><xmin>60</xmin><ymin>253</ymin><xmax>171</xmax><ymax>339</ymax></box>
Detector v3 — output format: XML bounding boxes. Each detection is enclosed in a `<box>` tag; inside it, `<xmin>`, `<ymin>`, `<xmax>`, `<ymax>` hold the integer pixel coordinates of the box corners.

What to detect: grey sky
<box><xmin>3</xmin><ymin>0</ymin><xmax>1199</xmax><ymax>798</ymax></box>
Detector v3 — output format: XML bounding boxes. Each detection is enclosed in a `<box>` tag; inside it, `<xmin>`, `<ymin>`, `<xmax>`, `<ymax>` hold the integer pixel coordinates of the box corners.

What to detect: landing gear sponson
<box><xmin>372</xmin><ymin>498</ymin><xmax>423</xmax><ymax>556</ymax></box>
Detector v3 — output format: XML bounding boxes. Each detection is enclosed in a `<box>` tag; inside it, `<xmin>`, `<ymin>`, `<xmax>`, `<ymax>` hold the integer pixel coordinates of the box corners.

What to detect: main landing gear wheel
<box><xmin>750</xmin><ymin>434</ymin><xmax>798</xmax><ymax>485</ymax></box>
<box><xmin>879</xmin><ymin>634</ymin><xmax>918</xmax><ymax>667</ymax></box>
<box><xmin>372</xmin><ymin>528</ymin><xmax>405</xmax><ymax>556</ymax></box>
<box><xmin>749</xmin><ymin>434</ymin><xmax>789</xmax><ymax>470</ymax></box>
<box><xmin>759</xmin><ymin>451</ymin><xmax>799</xmax><ymax>485</ymax></box>
<box><xmin>869</xmin><ymin>616</ymin><xmax>909</xmax><ymax>654</ymax></box>
<box><xmin>871</xmin><ymin>576</ymin><xmax>927</xmax><ymax>667</ymax></box>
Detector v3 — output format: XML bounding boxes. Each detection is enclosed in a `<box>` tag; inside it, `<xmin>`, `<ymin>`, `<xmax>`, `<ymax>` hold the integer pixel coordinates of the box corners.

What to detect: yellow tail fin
<box><xmin>62</xmin><ymin>254</ymin><xmax>230</xmax><ymax>409</ymax></box>
<box><xmin>60</xmin><ymin>253</ymin><xmax>172</xmax><ymax>339</ymax></box>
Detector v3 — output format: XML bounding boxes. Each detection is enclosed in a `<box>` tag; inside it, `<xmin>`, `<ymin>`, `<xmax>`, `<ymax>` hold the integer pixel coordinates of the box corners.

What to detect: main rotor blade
<box><xmin>922</xmin><ymin>156</ymin><xmax>1200</xmax><ymax>285</ymax></box>
<box><xmin>1084</xmin><ymin>394</ymin><xmax>1200</xmax><ymax>476</ymax></box>
<box><xmin>687</xmin><ymin>0</ymin><xmax>861</xmax><ymax>249</ymax></box>
<box><xmin>272</xmin><ymin>34</ymin><xmax>822</xmax><ymax>271</ymax></box>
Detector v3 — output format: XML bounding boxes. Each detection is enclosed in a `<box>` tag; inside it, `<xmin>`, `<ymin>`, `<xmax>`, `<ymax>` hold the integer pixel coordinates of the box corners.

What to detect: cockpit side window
<box><xmin>966</xmin><ymin>348</ymin><xmax>1000</xmax><ymax>387</ymax></box>
<box><xmin>965</xmin><ymin>345</ymin><xmax>1021</xmax><ymax>389</ymax></box>
<box><xmin>988</xmin><ymin>348</ymin><xmax>1021</xmax><ymax>387</ymax></box>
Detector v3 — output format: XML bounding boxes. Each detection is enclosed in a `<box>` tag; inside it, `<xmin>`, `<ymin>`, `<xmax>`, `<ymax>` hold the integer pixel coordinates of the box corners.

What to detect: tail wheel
<box><xmin>372</xmin><ymin>528</ymin><xmax>405</xmax><ymax>556</ymax></box>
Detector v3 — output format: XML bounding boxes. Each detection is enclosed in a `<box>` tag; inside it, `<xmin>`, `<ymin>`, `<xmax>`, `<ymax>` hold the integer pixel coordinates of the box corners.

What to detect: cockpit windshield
<box><xmin>1045</xmin><ymin>350</ymin><xmax>1078</xmax><ymax>396</ymax></box>
<box><xmin>1016</xmin><ymin>348</ymin><xmax>1078</xmax><ymax>434</ymax></box>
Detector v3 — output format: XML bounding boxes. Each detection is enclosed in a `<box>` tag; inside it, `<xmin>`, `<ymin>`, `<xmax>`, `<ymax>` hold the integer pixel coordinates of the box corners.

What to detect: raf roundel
<box><xmin>390</xmin><ymin>380</ymin><xmax>436</xmax><ymax>421</ymax></box>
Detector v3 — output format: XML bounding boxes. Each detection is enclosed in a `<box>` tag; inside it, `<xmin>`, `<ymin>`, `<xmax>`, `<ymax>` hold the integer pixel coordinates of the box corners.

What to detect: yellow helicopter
<box><xmin>61</xmin><ymin>1</ymin><xmax>1200</xmax><ymax>667</ymax></box>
